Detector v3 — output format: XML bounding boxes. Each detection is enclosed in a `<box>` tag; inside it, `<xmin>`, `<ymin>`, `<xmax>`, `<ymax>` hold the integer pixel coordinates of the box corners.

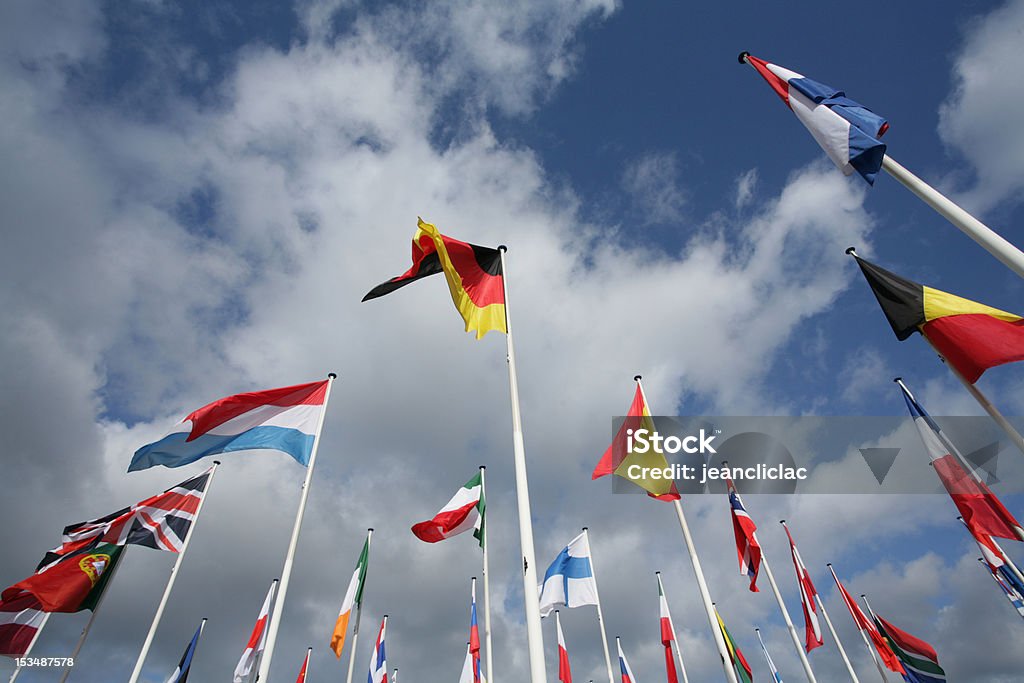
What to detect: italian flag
<box><xmin>330</xmin><ymin>536</ymin><xmax>370</xmax><ymax>658</ymax></box>
<box><xmin>411</xmin><ymin>473</ymin><xmax>485</xmax><ymax>547</ymax></box>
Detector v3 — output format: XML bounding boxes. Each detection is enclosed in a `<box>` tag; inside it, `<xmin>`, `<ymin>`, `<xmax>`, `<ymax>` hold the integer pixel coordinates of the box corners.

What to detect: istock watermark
<box><xmin>606</xmin><ymin>415</ymin><xmax>1024</xmax><ymax>495</ymax></box>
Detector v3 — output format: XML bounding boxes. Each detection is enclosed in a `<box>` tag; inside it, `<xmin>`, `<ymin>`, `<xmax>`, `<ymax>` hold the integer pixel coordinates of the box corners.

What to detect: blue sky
<box><xmin>3</xmin><ymin>1</ymin><xmax>1024</xmax><ymax>681</ymax></box>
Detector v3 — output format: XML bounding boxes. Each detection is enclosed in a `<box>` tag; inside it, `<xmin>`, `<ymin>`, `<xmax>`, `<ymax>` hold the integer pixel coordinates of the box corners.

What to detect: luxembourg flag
<box><xmin>616</xmin><ymin>637</ymin><xmax>637</xmax><ymax>683</ymax></box>
<box><xmin>129</xmin><ymin>379</ymin><xmax>331</xmax><ymax>472</ymax></box>
<box><xmin>538</xmin><ymin>532</ymin><xmax>599</xmax><ymax>617</ymax></box>
<box><xmin>741</xmin><ymin>52</ymin><xmax>888</xmax><ymax>184</ymax></box>
<box><xmin>368</xmin><ymin>616</ymin><xmax>388</xmax><ymax>683</ymax></box>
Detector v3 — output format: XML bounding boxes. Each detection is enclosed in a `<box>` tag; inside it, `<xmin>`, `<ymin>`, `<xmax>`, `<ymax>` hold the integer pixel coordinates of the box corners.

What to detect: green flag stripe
<box><xmin>353</xmin><ymin>537</ymin><xmax>370</xmax><ymax>605</ymax></box>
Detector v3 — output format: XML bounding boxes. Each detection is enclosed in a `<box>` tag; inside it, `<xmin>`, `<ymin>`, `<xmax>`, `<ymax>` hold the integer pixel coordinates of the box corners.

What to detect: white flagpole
<box><xmin>302</xmin><ymin>646</ymin><xmax>312</xmax><ymax>680</ymax></box>
<box><xmin>633</xmin><ymin>376</ymin><xmax>739</xmax><ymax>683</ymax></box>
<box><xmin>817</xmin><ymin>599</ymin><xmax>860</xmax><ymax>683</ymax></box>
<box><xmin>878</xmin><ymin>155</ymin><xmax>1024</xmax><ymax>279</ymax></box>
<box><xmin>859</xmin><ymin>594</ymin><xmax>898</xmax><ymax>683</ymax></box>
<box><xmin>393</xmin><ymin>668</ymin><xmax>399</xmax><ymax>683</ymax></box>
<box><xmin>827</xmin><ymin>565</ymin><xmax>888</xmax><ymax>683</ymax></box>
<box><xmin>754</xmin><ymin>628</ymin><xmax>783</xmax><ymax>682</ymax></box>
<box><xmin>479</xmin><ymin>466</ymin><xmax>495</xmax><ymax>683</ymax></box>
<box><xmin>580</xmin><ymin>528</ymin><xmax>615</xmax><ymax>683</ymax></box>
<box><xmin>978</xmin><ymin>558</ymin><xmax>1024</xmax><ymax>620</ymax></box>
<box><xmin>345</xmin><ymin>528</ymin><xmax>373</xmax><ymax>683</ymax></box>
<box><xmin>497</xmin><ymin>247</ymin><xmax>547</xmax><ymax>683</ymax></box>
<box><xmin>958</xmin><ymin>517</ymin><xmax>1024</xmax><ymax>586</ymax></box>
<box><xmin>58</xmin><ymin>546</ymin><xmax>129</xmax><ymax>683</ymax></box>
<box><xmin>128</xmin><ymin>461</ymin><xmax>221</xmax><ymax>683</ymax></box>
<box><xmin>8</xmin><ymin>612</ymin><xmax>50</xmax><ymax>683</ymax></box>
<box><xmin>655</xmin><ymin>572</ymin><xmax>690</xmax><ymax>683</ymax></box>
<box><xmin>257</xmin><ymin>373</ymin><xmax>336</xmax><ymax>682</ymax></box>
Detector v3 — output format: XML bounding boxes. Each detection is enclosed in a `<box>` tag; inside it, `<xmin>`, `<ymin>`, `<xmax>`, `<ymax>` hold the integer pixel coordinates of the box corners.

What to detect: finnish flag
<box><xmin>538</xmin><ymin>532</ymin><xmax>599</xmax><ymax>617</ymax></box>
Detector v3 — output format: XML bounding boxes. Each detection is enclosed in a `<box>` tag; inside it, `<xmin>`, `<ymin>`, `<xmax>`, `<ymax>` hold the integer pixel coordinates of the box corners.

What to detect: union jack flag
<box><xmin>727</xmin><ymin>478</ymin><xmax>762</xmax><ymax>592</ymax></box>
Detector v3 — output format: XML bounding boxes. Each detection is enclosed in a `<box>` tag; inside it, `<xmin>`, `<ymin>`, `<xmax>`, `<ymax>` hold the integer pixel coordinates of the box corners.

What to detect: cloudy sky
<box><xmin>3</xmin><ymin>0</ymin><xmax>1024</xmax><ymax>681</ymax></box>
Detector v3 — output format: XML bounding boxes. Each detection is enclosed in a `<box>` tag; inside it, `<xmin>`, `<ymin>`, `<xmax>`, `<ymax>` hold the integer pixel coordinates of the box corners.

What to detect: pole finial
<box><xmin>845</xmin><ymin>246</ymin><xmax>858</xmax><ymax>256</ymax></box>
<box><xmin>582</xmin><ymin>526</ymin><xmax>589</xmax><ymax>532</ymax></box>
<box><xmin>738</xmin><ymin>51</ymin><xmax>751</xmax><ymax>64</ymax></box>
<box><xmin>779</xmin><ymin>519</ymin><xmax>786</xmax><ymax>524</ymax></box>
<box><xmin>826</xmin><ymin>563</ymin><xmax>833</xmax><ymax>567</ymax></box>
<box><xmin>634</xmin><ymin>374</ymin><xmax>642</xmax><ymax>382</ymax></box>
<box><xmin>498</xmin><ymin>245</ymin><xmax>508</xmax><ymax>252</ymax></box>
<box><xmin>894</xmin><ymin>376</ymin><xmax>903</xmax><ymax>383</ymax></box>
<box><xmin>328</xmin><ymin>372</ymin><xmax>338</xmax><ymax>379</ymax></box>
<box><xmin>368</xmin><ymin>527</ymin><xmax>374</xmax><ymax>532</ymax></box>
<box><xmin>213</xmin><ymin>460</ymin><xmax>222</xmax><ymax>465</ymax></box>
<box><xmin>479</xmin><ymin>464</ymin><xmax>486</xmax><ymax>470</ymax></box>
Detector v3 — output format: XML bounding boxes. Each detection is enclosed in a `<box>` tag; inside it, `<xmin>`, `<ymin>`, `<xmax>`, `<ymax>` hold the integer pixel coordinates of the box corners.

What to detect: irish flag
<box><xmin>411</xmin><ymin>473</ymin><xmax>485</xmax><ymax>546</ymax></box>
<box><xmin>129</xmin><ymin>379</ymin><xmax>330</xmax><ymax>472</ymax></box>
<box><xmin>331</xmin><ymin>534</ymin><xmax>370</xmax><ymax>658</ymax></box>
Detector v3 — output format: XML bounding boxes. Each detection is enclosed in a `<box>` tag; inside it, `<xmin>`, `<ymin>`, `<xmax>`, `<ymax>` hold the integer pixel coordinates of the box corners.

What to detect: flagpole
<box><xmin>257</xmin><ymin>372</ymin><xmax>336</xmax><ymax>682</ymax></box>
<box><xmin>958</xmin><ymin>517</ymin><xmax>1024</xmax><ymax>586</ymax></box>
<box><xmin>827</xmin><ymin>565</ymin><xmax>888</xmax><ymax>683</ymax></box>
<box><xmin>633</xmin><ymin>377</ymin><xmax>739</xmax><ymax>683</ymax></box>
<box><xmin>127</xmin><ymin>461</ymin><xmax>221</xmax><ymax>683</ymax></box>
<box><xmin>580</xmin><ymin>529</ymin><xmax>615</xmax><ymax>683</ymax></box>
<box><xmin>978</xmin><ymin>558</ymin><xmax>1024</xmax><ymax>620</ymax></box>
<box><xmin>345</xmin><ymin>528</ymin><xmax>373</xmax><ymax>683</ymax></box>
<box><xmin>858</xmin><ymin>594</ymin><xmax>893</xmax><ymax>681</ymax></box>
<box><xmin>479</xmin><ymin>466</ymin><xmax>495</xmax><ymax>683</ymax></box>
<box><xmin>655</xmin><ymin>572</ymin><xmax>690</xmax><ymax>683</ymax></box>
<box><xmin>754</xmin><ymin>628</ymin><xmax>780</xmax><ymax>682</ymax></box>
<box><xmin>816</xmin><ymin>593</ymin><xmax>860</xmax><ymax>682</ymax></box>
<box><xmin>8</xmin><ymin>613</ymin><xmax>50</xmax><ymax>683</ymax></box>
<box><xmin>497</xmin><ymin>247</ymin><xmax>547</xmax><ymax>683</ymax></box>
<box><xmin>58</xmin><ymin>546</ymin><xmax>129</xmax><ymax>683</ymax></box>
<box><xmin>303</xmin><ymin>647</ymin><xmax>312</xmax><ymax>681</ymax></box>
<box><xmin>393</xmin><ymin>668</ymin><xmax>399</xmax><ymax>683</ymax></box>
<box><xmin>877</xmin><ymin>155</ymin><xmax>1024</xmax><ymax>279</ymax></box>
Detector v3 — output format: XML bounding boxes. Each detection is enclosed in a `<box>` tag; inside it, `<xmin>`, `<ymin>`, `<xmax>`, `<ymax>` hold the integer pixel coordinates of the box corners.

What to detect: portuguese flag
<box><xmin>874</xmin><ymin>616</ymin><xmax>946</xmax><ymax>683</ymax></box>
<box><xmin>852</xmin><ymin>254</ymin><xmax>1024</xmax><ymax>383</ymax></box>
<box><xmin>363</xmin><ymin>218</ymin><xmax>506</xmax><ymax>339</ymax></box>
<box><xmin>2</xmin><ymin>542</ymin><xmax>123</xmax><ymax>613</ymax></box>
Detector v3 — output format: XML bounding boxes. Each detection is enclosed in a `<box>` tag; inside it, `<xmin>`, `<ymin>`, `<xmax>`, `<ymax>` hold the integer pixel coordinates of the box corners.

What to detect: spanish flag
<box><xmin>853</xmin><ymin>253</ymin><xmax>1024</xmax><ymax>383</ymax></box>
<box><xmin>363</xmin><ymin>218</ymin><xmax>506</xmax><ymax>339</ymax></box>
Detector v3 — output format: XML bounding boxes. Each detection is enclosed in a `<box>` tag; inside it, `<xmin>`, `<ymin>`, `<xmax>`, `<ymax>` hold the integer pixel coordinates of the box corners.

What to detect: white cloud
<box><xmin>735</xmin><ymin>168</ymin><xmax>759</xmax><ymax>210</ymax></box>
<box><xmin>621</xmin><ymin>151</ymin><xmax>686</xmax><ymax>225</ymax></box>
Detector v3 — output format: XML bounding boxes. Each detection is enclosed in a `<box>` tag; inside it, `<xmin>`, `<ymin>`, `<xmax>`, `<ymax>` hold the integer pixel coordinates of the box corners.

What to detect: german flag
<box><xmin>853</xmin><ymin>253</ymin><xmax>1024</xmax><ymax>383</ymax></box>
<box><xmin>363</xmin><ymin>218</ymin><xmax>506</xmax><ymax>339</ymax></box>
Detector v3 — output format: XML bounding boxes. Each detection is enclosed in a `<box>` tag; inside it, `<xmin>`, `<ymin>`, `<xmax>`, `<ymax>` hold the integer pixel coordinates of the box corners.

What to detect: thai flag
<box><xmin>616</xmin><ymin>638</ymin><xmax>637</xmax><ymax>683</ymax></box>
<box><xmin>727</xmin><ymin>480</ymin><xmax>762</xmax><ymax>592</ymax></box>
<box><xmin>538</xmin><ymin>532</ymin><xmax>599</xmax><ymax>617</ymax></box>
<box><xmin>742</xmin><ymin>53</ymin><xmax>888</xmax><ymax>184</ymax></box>
<box><xmin>368</xmin><ymin>617</ymin><xmax>388</xmax><ymax>683</ymax></box>
<box><xmin>129</xmin><ymin>379</ymin><xmax>330</xmax><ymax>472</ymax></box>
<box><xmin>555</xmin><ymin>611</ymin><xmax>572</xmax><ymax>683</ymax></box>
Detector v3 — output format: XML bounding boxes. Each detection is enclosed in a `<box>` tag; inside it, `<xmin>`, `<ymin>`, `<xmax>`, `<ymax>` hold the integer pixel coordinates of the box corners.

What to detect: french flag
<box><xmin>742</xmin><ymin>52</ymin><xmax>888</xmax><ymax>184</ymax></box>
<box><xmin>130</xmin><ymin>379</ymin><xmax>330</xmax><ymax>472</ymax></box>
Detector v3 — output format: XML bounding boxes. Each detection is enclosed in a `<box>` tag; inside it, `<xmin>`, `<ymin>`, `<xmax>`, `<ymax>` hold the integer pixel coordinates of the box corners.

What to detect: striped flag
<box><xmin>368</xmin><ymin>616</ymin><xmax>388</xmax><ymax>683</ymax></box>
<box><xmin>0</xmin><ymin>591</ymin><xmax>46</xmax><ymax>658</ymax></box>
<box><xmin>900</xmin><ymin>381</ymin><xmax>1024</xmax><ymax>541</ymax></box>
<box><xmin>960</xmin><ymin>518</ymin><xmax>1024</xmax><ymax>597</ymax></box>
<box><xmin>742</xmin><ymin>53</ymin><xmax>888</xmax><ymax>184</ymax></box>
<box><xmin>657</xmin><ymin>576</ymin><xmax>678</xmax><ymax>683</ymax></box>
<box><xmin>874</xmin><ymin>616</ymin><xmax>946</xmax><ymax>683</ymax></box>
<box><xmin>411</xmin><ymin>473</ymin><xmax>485</xmax><ymax>546</ymax></box>
<box><xmin>363</xmin><ymin>218</ymin><xmax>507</xmax><ymax>339</ymax></box>
<box><xmin>130</xmin><ymin>379</ymin><xmax>330</xmax><ymax>471</ymax></box>
<box><xmin>726</xmin><ymin>478</ymin><xmax>761</xmax><ymax>592</ymax></box>
<box><xmin>781</xmin><ymin>522</ymin><xmax>823</xmax><ymax>652</ymax></box>
<box><xmin>233</xmin><ymin>580</ymin><xmax>277</xmax><ymax>683</ymax></box>
<box><xmin>715</xmin><ymin>608</ymin><xmax>753</xmax><ymax>683</ymax></box>
<box><xmin>331</xmin><ymin>534</ymin><xmax>371</xmax><ymax>658</ymax></box>
<box><xmin>832</xmin><ymin>576</ymin><xmax>904</xmax><ymax>675</ymax></box>
<box><xmin>555</xmin><ymin>611</ymin><xmax>572</xmax><ymax>683</ymax></box>
<box><xmin>755</xmin><ymin>629</ymin><xmax>784</xmax><ymax>683</ymax></box>
<box><xmin>469</xmin><ymin>579</ymin><xmax>483</xmax><ymax>683</ymax></box>
<box><xmin>295</xmin><ymin>648</ymin><xmax>311</xmax><ymax>683</ymax></box>
<box><xmin>980</xmin><ymin>559</ymin><xmax>1024</xmax><ymax>619</ymax></box>
<box><xmin>616</xmin><ymin>638</ymin><xmax>638</xmax><ymax>683</ymax></box>
<box><xmin>165</xmin><ymin>619</ymin><xmax>205</xmax><ymax>683</ymax></box>
<box><xmin>538</xmin><ymin>532</ymin><xmax>599</xmax><ymax>617</ymax></box>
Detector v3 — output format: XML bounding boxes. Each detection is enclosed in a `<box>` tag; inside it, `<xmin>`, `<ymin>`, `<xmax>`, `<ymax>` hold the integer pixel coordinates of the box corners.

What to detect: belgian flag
<box><xmin>363</xmin><ymin>218</ymin><xmax>506</xmax><ymax>339</ymax></box>
<box><xmin>852</xmin><ymin>253</ymin><xmax>1024</xmax><ymax>383</ymax></box>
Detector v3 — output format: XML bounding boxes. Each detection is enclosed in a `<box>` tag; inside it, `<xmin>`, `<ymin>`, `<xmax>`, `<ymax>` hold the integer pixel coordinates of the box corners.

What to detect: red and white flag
<box><xmin>411</xmin><ymin>473</ymin><xmax>485</xmax><ymax>546</ymax></box>
<box><xmin>726</xmin><ymin>478</ymin><xmax>762</xmax><ymax>592</ymax></box>
<box><xmin>555</xmin><ymin>611</ymin><xmax>572</xmax><ymax>683</ymax></box>
<box><xmin>233</xmin><ymin>580</ymin><xmax>277</xmax><ymax>683</ymax></box>
<box><xmin>0</xmin><ymin>591</ymin><xmax>46</xmax><ymax>658</ymax></box>
<box><xmin>294</xmin><ymin>647</ymin><xmax>311</xmax><ymax>683</ymax></box>
<box><xmin>830</xmin><ymin>570</ymin><xmax>904</xmax><ymax>674</ymax></box>
<box><xmin>782</xmin><ymin>522</ymin><xmax>823</xmax><ymax>652</ymax></box>
<box><xmin>657</xmin><ymin>575</ymin><xmax>680</xmax><ymax>683</ymax></box>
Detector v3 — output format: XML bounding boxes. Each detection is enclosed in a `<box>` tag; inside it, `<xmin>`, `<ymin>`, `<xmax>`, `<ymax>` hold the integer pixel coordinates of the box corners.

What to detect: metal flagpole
<box><xmin>128</xmin><ymin>461</ymin><xmax>221</xmax><ymax>683</ymax></box>
<box><xmin>302</xmin><ymin>647</ymin><xmax>312</xmax><ymax>680</ymax></box>
<box><xmin>878</xmin><ymin>155</ymin><xmax>1024</xmax><ymax>279</ymax></box>
<box><xmin>859</xmin><ymin>595</ymin><xmax>897</xmax><ymax>683</ymax></box>
<box><xmin>479</xmin><ymin>466</ymin><xmax>495</xmax><ymax>683</ymax></box>
<box><xmin>257</xmin><ymin>373</ymin><xmax>337</xmax><ymax>682</ymax></box>
<box><xmin>497</xmin><ymin>247</ymin><xmax>547</xmax><ymax>683</ymax></box>
<box><xmin>580</xmin><ymin>528</ymin><xmax>615</xmax><ymax>683</ymax></box>
<box><xmin>754</xmin><ymin>628</ymin><xmax>783</xmax><ymax>682</ymax></box>
<box><xmin>633</xmin><ymin>377</ymin><xmax>739</xmax><ymax>683</ymax></box>
<box><xmin>345</xmin><ymin>528</ymin><xmax>373</xmax><ymax>683</ymax></box>
<box><xmin>655</xmin><ymin>572</ymin><xmax>690</xmax><ymax>683</ymax></box>
<box><xmin>958</xmin><ymin>517</ymin><xmax>1024</xmax><ymax>586</ymax></box>
<box><xmin>817</xmin><ymin>595</ymin><xmax>860</xmax><ymax>682</ymax></box>
<box><xmin>58</xmin><ymin>546</ymin><xmax>129</xmax><ymax>683</ymax></box>
<box><xmin>827</xmin><ymin>565</ymin><xmax>888</xmax><ymax>683</ymax></box>
<box><xmin>393</xmin><ymin>668</ymin><xmax>399</xmax><ymax>683</ymax></box>
<box><xmin>978</xmin><ymin>558</ymin><xmax>1024</xmax><ymax>620</ymax></box>
<box><xmin>8</xmin><ymin>613</ymin><xmax>50</xmax><ymax>683</ymax></box>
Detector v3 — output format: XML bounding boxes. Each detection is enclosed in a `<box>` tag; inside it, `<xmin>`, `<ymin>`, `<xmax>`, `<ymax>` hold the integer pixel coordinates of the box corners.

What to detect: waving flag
<box><xmin>900</xmin><ymin>382</ymin><xmax>1024</xmax><ymax>541</ymax></box>
<box><xmin>3</xmin><ymin>542</ymin><xmax>123</xmax><ymax>613</ymax></box>
<box><xmin>874</xmin><ymin>616</ymin><xmax>946</xmax><ymax>683</ymax></box>
<box><xmin>129</xmin><ymin>380</ymin><xmax>330</xmax><ymax>471</ymax></box>
<box><xmin>233</xmin><ymin>580</ymin><xmax>277</xmax><ymax>683</ymax></box>
<box><xmin>726</xmin><ymin>479</ymin><xmax>761</xmax><ymax>592</ymax></box>
<box><xmin>538</xmin><ymin>532</ymin><xmax>599</xmax><ymax>617</ymax></box>
<box><xmin>755</xmin><ymin>629</ymin><xmax>784</xmax><ymax>683</ymax></box>
<box><xmin>781</xmin><ymin>522</ymin><xmax>823</xmax><ymax>652</ymax></box>
<box><xmin>616</xmin><ymin>638</ymin><xmax>638</xmax><ymax>683</ymax></box>
<box><xmin>657</xmin><ymin>574</ymin><xmax>679</xmax><ymax>683</ymax></box>
<box><xmin>980</xmin><ymin>558</ymin><xmax>1024</xmax><ymax>619</ymax></box>
<box><xmin>331</xmin><ymin>534</ymin><xmax>371</xmax><ymax>658</ymax></box>
<box><xmin>368</xmin><ymin>617</ymin><xmax>388</xmax><ymax>683</ymax></box>
<box><xmin>831</xmin><ymin>574</ymin><xmax>904</xmax><ymax>674</ymax></box>
<box><xmin>412</xmin><ymin>473</ymin><xmax>485</xmax><ymax>546</ymax></box>
<box><xmin>0</xmin><ymin>592</ymin><xmax>46</xmax><ymax>658</ymax></box>
<box><xmin>295</xmin><ymin>648</ymin><xmax>311</xmax><ymax>683</ymax></box>
<box><xmin>469</xmin><ymin>579</ymin><xmax>483</xmax><ymax>683</ymax></box>
<box><xmin>555</xmin><ymin>611</ymin><xmax>572</xmax><ymax>683</ymax></box>
<box><xmin>741</xmin><ymin>53</ymin><xmax>888</xmax><ymax>184</ymax></box>
<box><xmin>716</xmin><ymin>609</ymin><xmax>753</xmax><ymax>683</ymax></box>
<box><xmin>592</xmin><ymin>382</ymin><xmax>679</xmax><ymax>500</ymax></box>
<box><xmin>165</xmin><ymin>619</ymin><xmax>206</xmax><ymax>683</ymax></box>
<box><xmin>363</xmin><ymin>218</ymin><xmax>506</xmax><ymax>339</ymax></box>
<box><xmin>459</xmin><ymin>642</ymin><xmax>476</xmax><ymax>683</ymax></box>
<box><xmin>853</xmin><ymin>254</ymin><xmax>1024</xmax><ymax>383</ymax></box>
